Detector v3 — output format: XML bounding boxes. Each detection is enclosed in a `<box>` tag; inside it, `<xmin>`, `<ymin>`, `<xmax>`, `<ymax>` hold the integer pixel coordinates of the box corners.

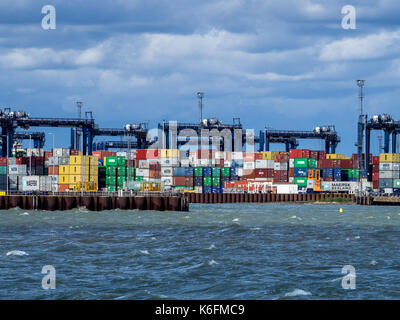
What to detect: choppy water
<box><xmin>0</xmin><ymin>203</ymin><xmax>399</xmax><ymax>299</ymax></box>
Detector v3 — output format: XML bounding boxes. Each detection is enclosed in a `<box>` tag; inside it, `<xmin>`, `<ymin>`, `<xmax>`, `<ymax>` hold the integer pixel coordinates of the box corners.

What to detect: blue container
<box><xmin>230</xmin><ymin>175</ymin><xmax>239</xmax><ymax>181</ymax></box>
<box><xmin>194</xmin><ymin>177</ymin><xmax>203</xmax><ymax>186</ymax></box>
<box><xmin>173</xmin><ymin>167</ymin><xmax>186</xmax><ymax>176</ymax></box>
<box><xmin>324</xmin><ymin>168</ymin><xmax>333</xmax><ymax>177</ymax></box>
<box><xmin>185</xmin><ymin>168</ymin><xmax>194</xmax><ymax>177</ymax></box>
<box><xmin>231</xmin><ymin>160</ymin><xmax>243</xmax><ymax>168</ymax></box>
<box><xmin>212</xmin><ymin>187</ymin><xmax>221</xmax><ymax>194</ymax></box>
<box><xmin>98</xmin><ymin>159</ymin><xmax>104</xmax><ymax>166</ymax></box>
<box><xmin>221</xmin><ymin>177</ymin><xmax>230</xmax><ymax>183</ymax></box>
<box><xmin>203</xmin><ymin>167</ymin><xmax>212</xmax><ymax>177</ymax></box>
<box><xmin>230</xmin><ymin>168</ymin><xmax>238</xmax><ymax>176</ymax></box>
<box><xmin>361</xmin><ymin>170</ymin><xmax>368</xmax><ymax>178</ymax></box>
<box><xmin>294</xmin><ymin>168</ymin><xmax>308</xmax><ymax>177</ymax></box>
<box><xmin>203</xmin><ymin>186</ymin><xmax>212</xmax><ymax>194</ymax></box>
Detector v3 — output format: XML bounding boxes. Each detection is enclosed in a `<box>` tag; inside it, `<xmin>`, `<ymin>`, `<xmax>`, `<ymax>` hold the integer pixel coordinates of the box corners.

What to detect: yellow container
<box><xmin>59</xmin><ymin>165</ymin><xmax>70</xmax><ymax>175</ymax></box>
<box><xmin>89</xmin><ymin>165</ymin><xmax>98</xmax><ymax>175</ymax></box>
<box><xmin>379</xmin><ymin>153</ymin><xmax>400</xmax><ymax>162</ymax></box>
<box><xmin>69</xmin><ymin>165</ymin><xmax>90</xmax><ymax>175</ymax></box>
<box><xmin>59</xmin><ymin>174</ymin><xmax>70</xmax><ymax>184</ymax></box>
<box><xmin>89</xmin><ymin>156</ymin><xmax>98</xmax><ymax>166</ymax></box>
<box><xmin>89</xmin><ymin>174</ymin><xmax>98</xmax><ymax>182</ymax></box>
<box><xmin>69</xmin><ymin>174</ymin><xmax>89</xmax><ymax>184</ymax></box>
<box><xmin>160</xmin><ymin>149</ymin><xmax>168</xmax><ymax>158</ymax></box>
<box><xmin>69</xmin><ymin>155</ymin><xmax>82</xmax><ymax>165</ymax></box>
<box><xmin>261</xmin><ymin>151</ymin><xmax>279</xmax><ymax>160</ymax></box>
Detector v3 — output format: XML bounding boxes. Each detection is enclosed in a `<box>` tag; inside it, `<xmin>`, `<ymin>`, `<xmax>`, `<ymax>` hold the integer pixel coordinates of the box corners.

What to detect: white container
<box><xmin>180</xmin><ymin>159</ymin><xmax>190</xmax><ymax>167</ymax></box>
<box><xmin>53</xmin><ymin>148</ymin><xmax>63</xmax><ymax>157</ymax></box>
<box><xmin>289</xmin><ymin>159</ymin><xmax>295</xmax><ymax>168</ymax></box>
<box><xmin>255</xmin><ymin>160</ymin><xmax>268</xmax><ymax>169</ymax></box>
<box><xmin>215</xmin><ymin>151</ymin><xmax>225</xmax><ymax>160</ymax></box>
<box><xmin>276</xmin><ymin>184</ymin><xmax>298</xmax><ymax>194</ymax></box>
<box><xmin>195</xmin><ymin>186</ymin><xmax>203</xmax><ymax>193</ymax></box>
<box><xmin>379</xmin><ymin>170</ymin><xmax>400</xmax><ymax>179</ymax></box>
<box><xmin>232</xmin><ymin>152</ymin><xmax>243</xmax><ymax>160</ymax></box>
<box><xmin>267</xmin><ymin>160</ymin><xmax>274</xmax><ymax>169</ymax></box>
<box><xmin>7</xmin><ymin>158</ymin><xmax>16</xmax><ymax>165</ymax></box>
<box><xmin>27</xmin><ymin>148</ymin><xmax>44</xmax><ymax>157</ymax></box>
<box><xmin>49</xmin><ymin>175</ymin><xmax>59</xmax><ymax>184</ymax></box>
<box><xmin>116</xmin><ymin>151</ymin><xmax>127</xmax><ymax>157</ymax></box>
<box><xmin>384</xmin><ymin>188</ymin><xmax>393</xmax><ymax>194</ymax></box>
<box><xmin>161</xmin><ymin>158</ymin><xmax>173</xmax><ymax>166</ymax></box>
<box><xmin>199</xmin><ymin>159</ymin><xmax>211</xmax><ymax>167</ymax></box>
<box><xmin>307</xmin><ymin>180</ymin><xmax>316</xmax><ymax>189</ymax></box>
<box><xmin>161</xmin><ymin>176</ymin><xmax>173</xmax><ymax>186</ymax></box>
<box><xmin>288</xmin><ymin>177</ymin><xmax>294</xmax><ymax>183</ymax></box>
<box><xmin>393</xmin><ymin>163</ymin><xmax>400</xmax><ymax>171</ymax></box>
<box><xmin>243</xmin><ymin>162</ymin><xmax>255</xmax><ymax>170</ymax></box>
<box><xmin>161</xmin><ymin>167</ymin><xmax>173</xmax><ymax>176</ymax></box>
<box><xmin>237</xmin><ymin>168</ymin><xmax>244</xmax><ymax>176</ymax></box>
<box><xmin>48</xmin><ymin>157</ymin><xmax>59</xmax><ymax>165</ymax></box>
<box><xmin>21</xmin><ymin>176</ymin><xmax>40</xmax><ymax>192</ymax></box>
<box><xmin>379</xmin><ymin>163</ymin><xmax>393</xmax><ymax>171</ymax></box>
<box><xmin>224</xmin><ymin>161</ymin><xmax>232</xmax><ymax>167</ymax></box>
<box><xmin>40</xmin><ymin>176</ymin><xmax>52</xmax><ymax>192</ymax></box>
<box><xmin>9</xmin><ymin>164</ymin><xmax>27</xmax><ymax>175</ymax></box>
<box><xmin>138</xmin><ymin>160</ymin><xmax>150</xmax><ymax>169</ymax></box>
<box><xmin>136</xmin><ymin>168</ymin><xmax>149</xmax><ymax>177</ymax></box>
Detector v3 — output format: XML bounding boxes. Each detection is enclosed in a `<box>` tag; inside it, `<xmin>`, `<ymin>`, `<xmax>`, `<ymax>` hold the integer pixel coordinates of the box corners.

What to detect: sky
<box><xmin>1</xmin><ymin>0</ymin><xmax>400</xmax><ymax>154</ymax></box>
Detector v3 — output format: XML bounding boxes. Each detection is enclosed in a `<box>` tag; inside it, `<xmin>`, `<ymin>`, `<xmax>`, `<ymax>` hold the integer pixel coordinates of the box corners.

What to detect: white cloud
<box><xmin>319</xmin><ymin>30</ymin><xmax>400</xmax><ymax>61</ymax></box>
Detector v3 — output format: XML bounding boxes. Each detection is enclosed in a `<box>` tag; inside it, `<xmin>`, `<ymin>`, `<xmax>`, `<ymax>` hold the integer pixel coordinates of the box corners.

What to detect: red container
<box><xmin>255</xmin><ymin>169</ymin><xmax>268</xmax><ymax>178</ymax></box>
<box><xmin>136</xmin><ymin>149</ymin><xmax>148</xmax><ymax>160</ymax></box>
<box><xmin>310</xmin><ymin>151</ymin><xmax>318</xmax><ymax>160</ymax></box>
<box><xmin>255</xmin><ymin>153</ymin><xmax>263</xmax><ymax>160</ymax></box>
<box><xmin>372</xmin><ymin>164</ymin><xmax>379</xmax><ymax>173</ymax></box>
<box><xmin>318</xmin><ymin>151</ymin><xmax>326</xmax><ymax>160</ymax></box>
<box><xmin>44</xmin><ymin>151</ymin><xmax>52</xmax><ymax>161</ymax></box>
<box><xmin>173</xmin><ymin>176</ymin><xmax>186</xmax><ymax>186</ymax></box>
<box><xmin>372</xmin><ymin>172</ymin><xmax>379</xmax><ymax>181</ymax></box>
<box><xmin>0</xmin><ymin>157</ymin><xmax>6</xmax><ymax>166</ymax></box>
<box><xmin>149</xmin><ymin>169</ymin><xmax>161</xmax><ymax>179</ymax></box>
<box><xmin>372</xmin><ymin>156</ymin><xmax>379</xmax><ymax>165</ymax></box>
<box><xmin>149</xmin><ymin>163</ymin><xmax>161</xmax><ymax>170</ymax></box>
<box><xmin>215</xmin><ymin>159</ymin><xmax>224</xmax><ymax>167</ymax></box>
<box><xmin>332</xmin><ymin>159</ymin><xmax>341</xmax><ymax>169</ymax></box>
<box><xmin>243</xmin><ymin>153</ymin><xmax>255</xmax><ymax>161</ymax></box>
<box><xmin>324</xmin><ymin>177</ymin><xmax>333</xmax><ymax>182</ymax></box>
<box><xmin>70</xmin><ymin>149</ymin><xmax>80</xmax><ymax>155</ymax></box>
<box><xmin>289</xmin><ymin>168</ymin><xmax>294</xmax><ymax>177</ymax></box>
<box><xmin>319</xmin><ymin>159</ymin><xmax>333</xmax><ymax>169</ymax></box>
<box><xmin>340</xmin><ymin>159</ymin><xmax>353</xmax><ymax>169</ymax></box>
<box><xmin>373</xmin><ymin>181</ymin><xmax>379</xmax><ymax>189</ymax></box>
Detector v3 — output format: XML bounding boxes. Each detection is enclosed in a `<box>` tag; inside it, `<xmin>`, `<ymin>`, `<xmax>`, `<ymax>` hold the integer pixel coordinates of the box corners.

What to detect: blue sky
<box><xmin>1</xmin><ymin>0</ymin><xmax>400</xmax><ymax>154</ymax></box>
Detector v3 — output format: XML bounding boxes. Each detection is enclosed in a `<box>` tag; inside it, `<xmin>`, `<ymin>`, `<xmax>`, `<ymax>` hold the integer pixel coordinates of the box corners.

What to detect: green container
<box><xmin>127</xmin><ymin>175</ymin><xmax>135</xmax><ymax>182</ymax></box>
<box><xmin>393</xmin><ymin>179</ymin><xmax>400</xmax><ymax>188</ymax></box>
<box><xmin>127</xmin><ymin>166</ymin><xmax>135</xmax><ymax>177</ymax></box>
<box><xmin>221</xmin><ymin>167</ymin><xmax>230</xmax><ymax>177</ymax></box>
<box><xmin>105</xmin><ymin>156</ymin><xmax>118</xmax><ymax>166</ymax></box>
<box><xmin>117</xmin><ymin>156</ymin><xmax>126</xmax><ymax>166</ymax></box>
<box><xmin>212</xmin><ymin>177</ymin><xmax>221</xmax><ymax>186</ymax></box>
<box><xmin>106</xmin><ymin>176</ymin><xmax>116</xmax><ymax>185</ymax></box>
<box><xmin>203</xmin><ymin>177</ymin><xmax>212</xmax><ymax>186</ymax></box>
<box><xmin>117</xmin><ymin>166</ymin><xmax>126</xmax><ymax>176</ymax></box>
<box><xmin>351</xmin><ymin>169</ymin><xmax>359</xmax><ymax>178</ymax></box>
<box><xmin>294</xmin><ymin>158</ymin><xmax>308</xmax><ymax>168</ymax></box>
<box><xmin>117</xmin><ymin>176</ymin><xmax>125</xmax><ymax>185</ymax></box>
<box><xmin>135</xmin><ymin>176</ymin><xmax>144</xmax><ymax>181</ymax></box>
<box><xmin>194</xmin><ymin>167</ymin><xmax>203</xmax><ymax>177</ymax></box>
<box><xmin>107</xmin><ymin>185</ymin><xmax>116</xmax><ymax>192</ymax></box>
<box><xmin>0</xmin><ymin>166</ymin><xmax>6</xmax><ymax>175</ymax></box>
<box><xmin>294</xmin><ymin>177</ymin><xmax>307</xmax><ymax>187</ymax></box>
<box><xmin>106</xmin><ymin>166</ymin><xmax>117</xmax><ymax>176</ymax></box>
<box><xmin>307</xmin><ymin>158</ymin><xmax>317</xmax><ymax>168</ymax></box>
<box><xmin>212</xmin><ymin>167</ymin><xmax>221</xmax><ymax>177</ymax></box>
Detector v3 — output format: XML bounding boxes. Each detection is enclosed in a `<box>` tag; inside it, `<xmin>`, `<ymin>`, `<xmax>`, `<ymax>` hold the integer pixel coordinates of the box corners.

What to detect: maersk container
<box><xmin>294</xmin><ymin>158</ymin><xmax>308</xmax><ymax>168</ymax></box>
<box><xmin>293</xmin><ymin>168</ymin><xmax>308</xmax><ymax>177</ymax></box>
<box><xmin>106</xmin><ymin>176</ymin><xmax>116</xmax><ymax>186</ymax></box>
<box><xmin>173</xmin><ymin>167</ymin><xmax>186</xmax><ymax>177</ymax></box>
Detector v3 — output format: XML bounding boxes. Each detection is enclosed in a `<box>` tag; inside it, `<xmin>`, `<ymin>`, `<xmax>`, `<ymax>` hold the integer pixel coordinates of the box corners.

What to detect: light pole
<box><xmin>48</xmin><ymin>133</ymin><xmax>55</xmax><ymax>193</ymax></box>
<box><xmin>357</xmin><ymin>80</ymin><xmax>366</xmax><ymax>195</ymax></box>
<box><xmin>29</xmin><ymin>134</ymin><xmax>32</xmax><ymax>176</ymax></box>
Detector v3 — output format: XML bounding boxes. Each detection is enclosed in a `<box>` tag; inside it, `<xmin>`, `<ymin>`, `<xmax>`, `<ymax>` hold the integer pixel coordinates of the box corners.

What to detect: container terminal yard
<box><xmin>1</xmin><ymin>90</ymin><xmax>400</xmax><ymax>211</ymax></box>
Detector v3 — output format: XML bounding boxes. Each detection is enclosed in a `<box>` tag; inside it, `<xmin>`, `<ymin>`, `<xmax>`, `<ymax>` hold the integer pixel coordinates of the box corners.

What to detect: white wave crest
<box><xmin>208</xmin><ymin>259</ymin><xmax>218</xmax><ymax>266</ymax></box>
<box><xmin>140</xmin><ymin>250</ymin><xmax>149</xmax><ymax>255</ymax></box>
<box><xmin>284</xmin><ymin>289</ymin><xmax>311</xmax><ymax>297</ymax></box>
<box><xmin>6</xmin><ymin>250</ymin><xmax>28</xmax><ymax>256</ymax></box>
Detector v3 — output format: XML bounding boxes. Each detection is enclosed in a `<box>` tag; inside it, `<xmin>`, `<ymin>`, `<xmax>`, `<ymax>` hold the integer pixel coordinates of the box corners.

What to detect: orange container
<box><xmin>48</xmin><ymin>166</ymin><xmax>59</xmax><ymax>175</ymax></box>
<box><xmin>58</xmin><ymin>184</ymin><xmax>70</xmax><ymax>192</ymax></box>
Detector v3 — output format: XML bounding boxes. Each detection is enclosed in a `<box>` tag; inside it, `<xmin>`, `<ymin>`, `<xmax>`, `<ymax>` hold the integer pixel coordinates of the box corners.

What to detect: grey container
<box><xmin>379</xmin><ymin>178</ymin><xmax>393</xmax><ymax>188</ymax></box>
